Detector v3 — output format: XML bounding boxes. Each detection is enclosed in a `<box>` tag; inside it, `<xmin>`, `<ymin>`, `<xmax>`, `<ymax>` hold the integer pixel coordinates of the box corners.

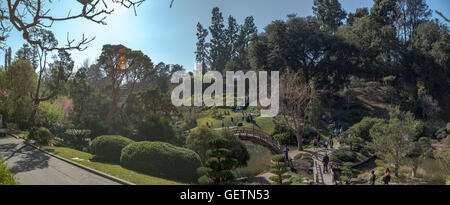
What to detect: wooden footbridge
<box><xmin>231</xmin><ymin>128</ymin><xmax>283</xmax><ymax>154</ymax></box>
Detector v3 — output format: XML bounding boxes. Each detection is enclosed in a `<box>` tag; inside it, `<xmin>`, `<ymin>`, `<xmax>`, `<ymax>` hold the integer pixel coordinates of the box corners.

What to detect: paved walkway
<box><xmin>0</xmin><ymin>135</ymin><xmax>120</xmax><ymax>185</ymax></box>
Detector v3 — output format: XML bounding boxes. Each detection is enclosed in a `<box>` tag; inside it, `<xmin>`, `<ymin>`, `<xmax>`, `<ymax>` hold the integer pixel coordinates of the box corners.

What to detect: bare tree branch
<box><xmin>0</xmin><ymin>0</ymin><xmax>148</xmax><ymax>51</ymax></box>
<box><xmin>435</xmin><ymin>10</ymin><xmax>450</xmax><ymax>23</ymax></box>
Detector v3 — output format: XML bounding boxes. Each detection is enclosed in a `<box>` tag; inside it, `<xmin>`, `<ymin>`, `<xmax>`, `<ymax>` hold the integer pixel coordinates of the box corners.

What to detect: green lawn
<box><xmin>196</xmin><ymin>108</ymin><xmax>276</xmax><ymax>135</ymax></box>
<box><xmin>42</xmin><ymin>146</ymin><xmax>183</xmax><ymax>185</ymax></box>
<box><xmin>9</xmin><ymin>130</ymin><xmax>28</xmax><ymax>139</ymax></box>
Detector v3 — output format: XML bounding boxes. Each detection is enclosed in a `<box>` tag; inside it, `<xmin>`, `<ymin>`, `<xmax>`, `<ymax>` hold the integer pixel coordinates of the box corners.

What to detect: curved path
<box><xmin>0</xmin><ymin>135</ymin><xmax>120</xmax><ymax>185</ymax></box>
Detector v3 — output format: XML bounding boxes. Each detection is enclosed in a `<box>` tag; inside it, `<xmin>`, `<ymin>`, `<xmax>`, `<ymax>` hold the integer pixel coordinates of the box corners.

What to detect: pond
<box><xmin>236</xmin><ymin>142</ymin><xmax>273</xmax><ymax>178</ymax></box>
<box><xmin>236</xmin><ymin>144</ymin><xmax>302</xmax><ymax>178</ymax></box>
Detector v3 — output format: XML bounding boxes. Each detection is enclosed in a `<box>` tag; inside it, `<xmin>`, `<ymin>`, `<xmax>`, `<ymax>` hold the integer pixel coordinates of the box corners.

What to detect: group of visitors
<box><xmin>369</xmin><ymin>168</ymin><xmax>392</xmax><ymax>185</ymax></box>
<box><xmin>206</xmin><ymin>112</ymin><xmax>255</xmax><ymax>129</ymax></box>
<box><xmin>313</xmin><ymin>135</ymin><xmax>334</xmax><ymax>150</ymax></box>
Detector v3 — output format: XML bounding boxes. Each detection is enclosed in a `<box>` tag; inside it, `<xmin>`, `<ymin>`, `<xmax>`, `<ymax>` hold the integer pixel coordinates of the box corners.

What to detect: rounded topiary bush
<box><xmin>120</xmin><ymin>141</ymin><xmax>202</xmax><ymax>182</ymax></box>
<box><xmin>28</xmin><ymin>127</ymin><xmax>54</xmax><ymax>146</ymax></box>
<box><xmin>90</xmin><ymin>135</ymin><xmax>134</xmax><ymax>162</ymax></box>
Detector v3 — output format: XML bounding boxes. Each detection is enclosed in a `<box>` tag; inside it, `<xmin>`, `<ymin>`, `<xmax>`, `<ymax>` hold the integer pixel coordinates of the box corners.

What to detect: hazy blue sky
<box><xmin>2</xmin><ymin>0</ymin><xmax>449</xmax><ymax>71</ymax></box>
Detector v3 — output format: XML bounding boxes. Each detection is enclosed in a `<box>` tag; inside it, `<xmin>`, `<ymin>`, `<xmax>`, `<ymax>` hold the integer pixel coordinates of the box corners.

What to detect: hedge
<box><xmin>90</xmin><ymin>135</ymin><xmax>134</xmax><ymax>162</ymax></box>
<box><xmin>120</xmin><ymin>141</ymin><xmax>202</xmax><ymax>182</ymax></box>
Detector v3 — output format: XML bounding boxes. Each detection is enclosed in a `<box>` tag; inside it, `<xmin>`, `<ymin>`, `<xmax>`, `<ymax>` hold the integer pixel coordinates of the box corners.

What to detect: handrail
<box><xmin>231</xmin><ymin>127</ymin><xmax>282</xmax><ymax>154</ymax></box>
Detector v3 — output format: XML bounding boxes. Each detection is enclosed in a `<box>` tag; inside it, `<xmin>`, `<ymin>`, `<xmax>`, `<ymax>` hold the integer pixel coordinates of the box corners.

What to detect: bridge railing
<box><xmin>232</xmin><ymin>127</ymin><xmax>281</xmax><ymax>150</ymax></box>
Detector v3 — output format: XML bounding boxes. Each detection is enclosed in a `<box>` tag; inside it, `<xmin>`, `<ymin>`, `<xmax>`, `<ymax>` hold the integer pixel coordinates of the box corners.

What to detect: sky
<box><xmin>2</xmin><ymin>0</ymin><xmax>449</xmax><ymax>72</ymax></box>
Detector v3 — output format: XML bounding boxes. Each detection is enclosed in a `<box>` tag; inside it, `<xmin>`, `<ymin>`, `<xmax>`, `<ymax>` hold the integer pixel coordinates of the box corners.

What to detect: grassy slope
<box><xmin>196</xmin><ymin>108</ymin><xmax>276</xmax><ymax>135</ymax></box>
<box><xmin>42</xmin><ymin>146</ymin><xmax>183</xmax><ymax>185</ymax></box>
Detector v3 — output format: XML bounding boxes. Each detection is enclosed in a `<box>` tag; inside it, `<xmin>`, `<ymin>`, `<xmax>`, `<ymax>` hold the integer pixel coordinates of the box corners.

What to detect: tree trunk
<box><xmin>296</xmin><ymin>133</ymin><xmax>303</xmax><ymax>151</ymax></box>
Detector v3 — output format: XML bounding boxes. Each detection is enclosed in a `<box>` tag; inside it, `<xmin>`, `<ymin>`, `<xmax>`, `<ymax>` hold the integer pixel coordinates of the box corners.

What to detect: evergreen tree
<box><xmin>312</xmin><ymin>0</ymin><xmax>347</xmax><ymax>34</ymax></box>
<box><xmin>15</xmin><ymin>44</ymin><xmax>38</xmax><ymax>69</ymax></box>
<box><xmin>225</xmin><ymin>15</ymin><xmax>239</xmax><ymax>60</ymax></box>
<box><xmin>347</xmin><ymin>8</ymin><xmax>369</xmax><ymax>25</ymax></box>
<box><xmin>197</xmin><ymin>137</ymin><xmax>238</xmax><ymax>185</ymax></box>
<box><xmin>269</xmin><ymin>154</ymin><xmax>292</xmax><ymax>185</ymax></box>
<box><xmin>195</xmin><ymin>22</ymin><xmax>209</xmax><ymax>70</ymax></box>
<box><xmin>370</xmin><ymin>0</ymin><xmax>397</xmax><ymax>25</ymax></box>
<box><xmin>208</xmin><ymin>7</ymin><xmax>227</xmax><ymax>72</ymax></box>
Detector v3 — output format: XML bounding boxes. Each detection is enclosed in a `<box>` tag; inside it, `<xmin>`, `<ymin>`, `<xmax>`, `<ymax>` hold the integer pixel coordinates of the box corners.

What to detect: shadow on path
<box><xmin>0</xmin><ymin>141</ymin><xmax>50</xmax><ymax>174</ymax></box>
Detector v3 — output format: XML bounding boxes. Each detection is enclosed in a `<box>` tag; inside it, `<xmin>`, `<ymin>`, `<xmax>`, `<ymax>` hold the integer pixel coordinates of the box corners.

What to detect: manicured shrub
<box><xmin>49</xmin><ymin>123</ymin><xmax>67</xmax><ymax>137</ymax></box>
<box><xmin>330</xmin><ymin>149</ymin><xmax>358</xmax><ymax>164</ymax></box>
<box><xmin>62</xmin><ymin>129</ymin><xmax>92</xmax><ymax>150</ymax></box>
<box><xmin>90</xmin><ymin>135</ymin><xmax>134</xmax><ymax>162</ymax></box>
<box><xmin>28</xmin><ymin>127</ymin><xmax>54</xmax><ymax>146</ymax></box>
<box><xmin>120</xmin><ymin>141</ymin><xmax>202</xmax><ymax>182</ymax></box>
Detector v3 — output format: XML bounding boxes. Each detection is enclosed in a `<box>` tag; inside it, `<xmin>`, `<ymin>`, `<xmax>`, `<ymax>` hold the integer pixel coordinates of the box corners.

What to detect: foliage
<box><xmin>312</xmin><ymin>0</ymin><xmax>347</xmax><ymax>33</ymax></box>
<box><xmin>90</xmin><ymin>135</ymin><xmax>134</xmax><ymax>162</ymax></box>
<box><xmin>186</xmin><ymin>126</ymin><xmax>219</xmax><ymax>161</ymax></box>
<box><xmin>406</xmin><ymin>137</ymin><xmax>433</xmax><ymax>177</ymax></box>
<box><xmin>49</xmin><ymin>122</ymin><xmax>67</xmax><ymax>137</ymax></box>
<box><xmin>38</xmin><ymin>101</ymin><xmax>65</xmax><ymax>128</ymax></box>
<box><xmin>294</xmin><ymin>153</ymin><xmax>314</xmax><ymax>165</ymax></box>
<box><xmin>182</xmin><ymin>113</ymin><xmax>201</xmax><ymax>130</ymax></box>
<box><xmin>273</xmin><ymin>132</ymin><xmax>293</xmax><ymax>145</ymax></box>
<box><xmin>220</xmin><ymin>129</ymin><xmax>250</xmax><ymax>167</ymax></box>
<box><xmin>28</xmin><ymin>127</ymin><xmax>54</xmax><ymax>146</ymax></box>
<box><xmin>369</xmin><ymin>108</ymin><xmax>424</xmax><ymax>176</ymax></box>
<box><xmin>98</xmin><ymin>44</ymin><xmax>154</xmax><ymax>124</ymax></box>
<box><xmin>0</xmin><ymin>159</ymin><xmax>16</xmax><ymax>185</ymax></box>
<box><xmin>134</xmin><ymin>114</ymin><xmax>176</xmax><ymax>143</ymax></box>
<box><xmin>330</xmin><ymin>149</ymin><xmax>358</xmax><ymax>164</ymax></box>
<box><xmin>121</xmin><ymin>141</ymin><xmax>202</xmax><ymax>183</ymax></box>
<box><xmin>339</xmin><ymin>137</ymin><xmax>364</xmax><ymax>151</ymax></box>
<box><xmin>435</xmin><ymin>137</ymin><xmax>450</xmax><ymax>178</ymax></box>
<box><xmin>3</xmin><ymin>60</ymin><xmax>37</xmax><ymax>129</ymax></box>
<box><xmin>269</xmin><ymin>154</ymin><xmax>292</xmax><ymax>185</ymax></box>
<box><xmin>42</xmin><ymin>147</ymin><xmax>182</xmax><ymax>185</ymax></box>
<box><xmin>61</xmin><ymin>129</ymin><xmax>92</xmax><ymax>150</ymax></box>
<box><xmin>435</xmin><ymin>127</ymin><xmax>448</xmax><ymax>140</ymax></box>
<box><xmin>339</xmin><ymin>162</ymin><xmax>360</xmax><ymax>184</ymax></box>
<box><xmin>197</xmin><ymin>137</ymin><xmax>238</xmax><ymax>185</ymax></box>
<box><xmin>344</xmin><ymin>117</ymin><xmax>385</xmax><ymax>141</ymax></box>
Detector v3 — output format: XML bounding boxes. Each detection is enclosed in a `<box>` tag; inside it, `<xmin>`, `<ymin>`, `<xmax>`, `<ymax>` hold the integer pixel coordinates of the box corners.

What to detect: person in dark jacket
<box><xmin>382</xmin><ymin>168</ymin><xmax>391</xmax><ymax>185</ymax></box>
<box><xmin>369</xmin><ymin>170</ymin><xmax>376</xmax><ymax>185</ymax></box>
<box><xmin>323</xmin><ymin>154</ymin><xmax>330</xmax><ymax>173</ymax></box>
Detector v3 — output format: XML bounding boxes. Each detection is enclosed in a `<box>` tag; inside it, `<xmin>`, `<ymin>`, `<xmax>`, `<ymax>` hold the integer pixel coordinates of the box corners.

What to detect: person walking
<box><xmin>369</xmin><ymin>170</ymin><xmax>376</xmax><ymax>185</ymax></box>
<box><xmin>382</xmin><ymin>168</ymin><xmax>391</xmax><ymax>185</ymax></box>
<box><xmin>324</xmin><ymin>141</ymin><xmax>329</xmax><ymax>149</ymax></box>
<box><xmin>329</xmin><ymin>139</ymin><xmax>334</xmax><ymax>149</ymax></box>
<box><xmin>284</xmin><ymin>144</ymin><xmax>289</xmax><ymax>163</ymax></box>
<box><xmin>313</xmin><ymin>137</ymin><xmax>318</xmax><ymax>150</ymax></box>
<box><xmin>323</xmin><ymin>154</ymin><xmax>330</xmax><ymax>173</ymax></box>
